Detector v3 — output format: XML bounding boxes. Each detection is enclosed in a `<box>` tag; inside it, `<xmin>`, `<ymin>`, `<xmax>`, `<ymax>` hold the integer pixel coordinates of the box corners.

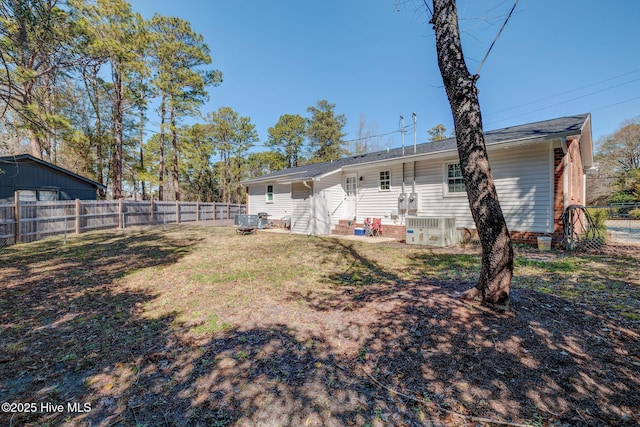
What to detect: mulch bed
<box><xmin>1</xmin><ymin>241</ymin><xmax>638</xmax><ymax>426</ymax></box>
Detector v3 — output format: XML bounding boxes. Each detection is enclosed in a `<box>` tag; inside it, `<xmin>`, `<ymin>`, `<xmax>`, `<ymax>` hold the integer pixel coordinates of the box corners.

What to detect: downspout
<box><xmin>244</xmin><ymin>184</ymin><xmax>249</xmax><ymax>215</ymax></box>
<box><xmin>561</xmin><ymin>137</ymin><xmax>568</xmax><ymax>211</ymax></box>
<box><xmin>412</xmin><ymin>161</ymin><xmax>416</xmax><ymax>194</ymax></box>
<box><xmin>402</xmin><ymin>163</ymin><xmax>405</xmax><ymax>195</ymax></box>
<box><xmin>583</xmin><ymin>173</ymin><xmax>587</xmax><ymax>207</ymax></box>
<box><xmin>302</xmin><ymin>180</ymin><xmax>314</xmax><ymax>235</ymax></box>
<box><xmin>401</xmin><ymin>115</ymin><xmax>406</xmax><ymax>215</ymax></box>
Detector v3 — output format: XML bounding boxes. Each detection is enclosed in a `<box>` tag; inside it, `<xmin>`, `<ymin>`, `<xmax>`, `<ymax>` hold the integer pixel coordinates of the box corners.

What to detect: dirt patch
<box><xmin>1</xmin><ymin>227</ymin><xmax>638</xmax><ymax>426</ymax></box>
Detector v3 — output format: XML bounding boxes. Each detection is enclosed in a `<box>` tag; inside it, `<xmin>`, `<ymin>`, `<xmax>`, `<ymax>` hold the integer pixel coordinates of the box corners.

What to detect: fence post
<box><xmin>176</xmin><ymin>200</ymin><xmax>180</xmax><ymax>224</ymax></box>
<box><xmin>150</xmin><ymin>198</ymin><xmax>155</xmax><ymax>225</ymax></box>
<box><xmin>196</xmin><ymin>201</ymin><xmax>200</xmax><ymax>224</ymax></box>
<box><xmin>118</xmin><ymin>199</ymin><xmax>124</xmax><ymax>229</ymax></box>
<box><xmin>14</xmin><ymin>191</ymin><xmax>20</xmax><ymax>244</ymax></box>
<box><xmin>75</xmin><ymin>199</ymin><xmax>81</xmax><ymax>234</ymax></box>
<box><xmin>227</xmin><ymin>203</ymin><xmax>230</xmax><ymax>219</ymax></box>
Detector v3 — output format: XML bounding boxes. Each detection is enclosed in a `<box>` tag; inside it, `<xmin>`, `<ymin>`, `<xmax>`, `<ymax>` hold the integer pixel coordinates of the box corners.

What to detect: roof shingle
<box><xmin>244</xmin><ymin>114</ymin><xmax>590</xmax><ymax>184</ymax></box>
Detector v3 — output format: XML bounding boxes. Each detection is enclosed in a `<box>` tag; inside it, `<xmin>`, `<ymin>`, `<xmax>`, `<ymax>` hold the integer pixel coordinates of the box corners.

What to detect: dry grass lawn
<box><xmin>0</xmin><ymin>225</ymin><xmax>639</xmax><ymax>426</ymax></box>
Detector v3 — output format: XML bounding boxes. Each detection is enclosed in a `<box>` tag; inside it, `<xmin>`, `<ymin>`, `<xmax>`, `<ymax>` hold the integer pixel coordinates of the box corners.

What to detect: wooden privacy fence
<box><xmin>0</xmin><ymin>194</ymin><xmax>245</xmax><ymax>246</ymax></box>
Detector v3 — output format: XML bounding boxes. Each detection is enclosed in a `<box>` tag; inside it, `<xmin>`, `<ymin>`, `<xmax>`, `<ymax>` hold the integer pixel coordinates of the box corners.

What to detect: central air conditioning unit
<box><xmin>405</xmin><ymin>217</ymin><xmax>457</xmax><ymax>247</ymax></box>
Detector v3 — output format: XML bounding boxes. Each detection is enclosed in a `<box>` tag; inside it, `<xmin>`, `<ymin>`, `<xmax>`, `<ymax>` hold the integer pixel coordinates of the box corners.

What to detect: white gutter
<box><xmin>242</xmin><ymin>170</ymin><xmax>311</xmax><ymax>185</ymax></box>
<box><xmin>341</xmin><ymin>132</ymin><xmax>579</xmax><ymax>172</ymax></box>
<box><xmin>276</xmin><ymin>176</ymin><xmax>314</xmax><ymax>185</ymax></box>
<box><xmin>579</xmin><ymin>114</ymin><xmax>594</xmax><ymax>169</ymax></box>
<box><xmin>412</xmin><ymin>161</ymin><xmax>416</xmax><ymax>194</ymax></box>
<box><xmin>302</xmin><ymin>180</ymin><xmax>314</xmax><ymax>236</ymax></box>
<box><xmin>562</xmin><ymin>137</ymin><xmax>569</xmax><ymax>210</ymax></box>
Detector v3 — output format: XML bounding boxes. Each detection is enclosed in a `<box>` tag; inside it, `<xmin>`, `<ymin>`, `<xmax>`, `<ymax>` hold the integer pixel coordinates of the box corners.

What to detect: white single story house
<box><xmin>243</xmin><ymin>114</ymin><xmax>593</xmax><ymax>246</ymax></box>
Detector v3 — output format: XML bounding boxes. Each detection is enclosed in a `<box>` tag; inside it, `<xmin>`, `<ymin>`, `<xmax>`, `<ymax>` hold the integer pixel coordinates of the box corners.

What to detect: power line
<box><xmin>476</xmin><ymin>0</ymin><xmax>519</xmax><ymax>75</ymax></box>
<box><xmin>486</xmin><ymin>77</ymin><xmax>640</xmax><ymax>126</ymax></box>
<box><xmin>590</xmin><ymin>95</ymin><xmax>640</xmax><ymax>113</ymax></box>
<box><xmin>422</xmin><ymin>0</ymin><xmax>433</xmax><ymax>18</ymax></box>
<box><xmin>133</xmin><ymin>123</ymin><xmax>415</xmax><ymax>148</ymax></box>
<box><xmin>490</xmin><ymin>68</ymin><xmax>640</xmax><ymax>115</ymax></box>
<box><xmin>342</xmin><ymin>124</ymin><xmax>414</xmax><ymax>144</ymax></box>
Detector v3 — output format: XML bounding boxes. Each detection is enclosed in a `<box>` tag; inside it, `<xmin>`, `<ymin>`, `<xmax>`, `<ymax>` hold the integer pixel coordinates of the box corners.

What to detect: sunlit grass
<box><xmin>3</xmin><ymin>226</ymin><xmax>638</xmax><ymax>339</ymax></box>
<box><xmin>512</xmin><ymin>250</ymin><xmax>638</xmax><ymax>317</ymax></box>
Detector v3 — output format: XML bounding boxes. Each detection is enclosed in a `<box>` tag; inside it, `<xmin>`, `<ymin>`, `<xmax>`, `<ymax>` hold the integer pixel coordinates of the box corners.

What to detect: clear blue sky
<box><xmin>129</xmin><ymin>0</ymin><xmax>640</xmax><ymax>152</ymax></box>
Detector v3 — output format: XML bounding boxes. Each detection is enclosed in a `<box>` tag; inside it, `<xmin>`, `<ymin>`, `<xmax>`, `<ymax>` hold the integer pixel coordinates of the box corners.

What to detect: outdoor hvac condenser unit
<box><xmin>405</xmin><ymin>217</ymin><xmax>456</xmax><ymax>247</ymax></box>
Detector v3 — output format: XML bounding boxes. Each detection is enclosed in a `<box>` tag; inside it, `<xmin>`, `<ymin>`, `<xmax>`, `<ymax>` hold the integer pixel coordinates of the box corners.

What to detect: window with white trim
<box><xmin>266</xmin><ymin>184</ymin><xmax>274</xmax><ymax>203</ymax></box>
<box><xmin>446</xmin><ymin>163</ymin><xmax>466</xmax><ymax>194</ymax></box>
<box><xmin>379</xmin><ymin>170</ymin><xmax>390</xmax><ymax>191</ymax></box>
<box><xmin>345</xmin><ymin>176</ymin><xmax>357</xmax><ymax>196</ymax></box>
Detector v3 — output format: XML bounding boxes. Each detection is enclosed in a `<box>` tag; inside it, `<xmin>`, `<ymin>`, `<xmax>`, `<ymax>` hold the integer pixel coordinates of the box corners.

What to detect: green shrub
<box><xmin>587</xmin><ymin>208</ymin><xmax>607</xmax><ymax>230</ymax></box>
<box><xmin>586</xmin><ymin>208</ymin><xmax>607</xmax><ymax>240</ymax></box>
<box><xmin>629</xmin><ymin>208</ymin><xmax>640</xmax><ymax>220</ymax></box>
<box><xmin>609</xmin><ymin>192</ymin><xmax>637</xmax><ymax>204</ymax></box>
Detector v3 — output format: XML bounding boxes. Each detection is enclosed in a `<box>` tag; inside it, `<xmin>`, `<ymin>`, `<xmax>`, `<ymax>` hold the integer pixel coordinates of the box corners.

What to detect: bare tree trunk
<box><xmin>158</xmin><ymin>98</ymin><xmax>166</xmax><ymax>201</ymax></box>
<box><xmin>432</xmin><ymin>0</ymin><xmax>513</xmax><ymax>308</ymax></box>
<box><xmin>112</xmin><ymin>67</ymin><xmax>124</xmax><ymax>200</ymax></box>
<box><xmin>221</xmin><ymin>149</ymin><xmax>228</xmax><ymax>203</ymax></box>
<box><xmin>139</xmin><ymin>101</ymin><xmax>146</xmax><ymax>200</ymax></box>
<box><xmin>23</xmin><ymin>84</ymin><xmax>44</xmax><ymax>158</ymax></box>
<box><xmin>171</xmin><ymin>105</ymin><xmax>180</xmax><ymax>201</ymax></box>
<box><xmin>29</xmin><ymin>130</ymin><xmax>42</xmax><ymax>159</ymax></box>
<box><xmin>82</xmin><ymin>62</ymin><xmax>106</xmax><ymax>190</ymax></box>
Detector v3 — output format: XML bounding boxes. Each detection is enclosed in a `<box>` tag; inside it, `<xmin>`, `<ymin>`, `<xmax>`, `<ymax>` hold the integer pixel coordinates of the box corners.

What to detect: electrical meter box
<box><xmin>408</xmin><ymin>193</ymin><xmax>418</xmax><ymax>214</ymax></box>
<box><xmin>398</xmin><ymin>193</ymin><xmax>408</xmax><ymax>213</ymax></box>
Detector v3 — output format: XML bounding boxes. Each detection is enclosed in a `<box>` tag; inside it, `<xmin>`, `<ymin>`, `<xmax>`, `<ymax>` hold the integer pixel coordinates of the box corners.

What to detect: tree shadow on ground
<box><xmin>0</xmin><ymin>229</ymin><xmax>201</xmax><ymax>425</ymax></box>
<box><xmin>1</xmin><ymin>235</ymin><xmax>638</xmax><ymax>426</ymax></box>
<box><xmin>307</xmin><ymin>240</ymin><xmax>640</xmax><ymax>425</ymax></box>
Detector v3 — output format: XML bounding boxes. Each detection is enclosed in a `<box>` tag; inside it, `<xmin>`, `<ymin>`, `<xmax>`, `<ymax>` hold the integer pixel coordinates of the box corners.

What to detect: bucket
<box><xmin>537</xmin><ymin>236</ymin><xmax>552</xmax><ymax>251</ymax></box>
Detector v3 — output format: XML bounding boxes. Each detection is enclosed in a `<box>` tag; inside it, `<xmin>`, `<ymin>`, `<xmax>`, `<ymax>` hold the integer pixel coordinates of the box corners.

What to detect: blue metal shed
<box><xmin>0</xmin><ymin>154</ymin><xmax>106</xmax><ymax>202</ymax></box>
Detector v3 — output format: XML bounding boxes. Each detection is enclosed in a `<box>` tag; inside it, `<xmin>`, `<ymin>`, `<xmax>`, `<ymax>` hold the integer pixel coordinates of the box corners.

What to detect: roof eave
<box><xmin>0</xmin><ymin>154</ymin><xmax>107</xmax><ymax>189</ymax></box>
<box><xmin>579</xmin><ymin>114</ymin><xmax>594</xmax><ymax>169</ymax></box>
<box><xmin>242</xmin><ymin>170</ymin><xmax>310</xmax><ymax>185</ymax></box>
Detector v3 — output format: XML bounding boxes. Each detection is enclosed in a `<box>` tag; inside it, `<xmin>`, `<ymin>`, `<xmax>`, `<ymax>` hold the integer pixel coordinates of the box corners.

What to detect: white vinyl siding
<box><xmin>418</xmin><ymin>143</ymin><xmax>553</xmax><ymax>232</ymax></box>
<box><xmin>247</xmin><ymin>183</ymin><xmax>291</xmax><ymax>219</ymax></box>
<box><xmin>341</xmin><ymin>142</ymin><xmax>553</xmax><ymax>233</ymax></box>
<box><xmin>351</xmin><ymin>162</ymin><xmax>406</xmax><ymax>220</ymax></box>
<box><xmin>291</xmin><ymin>182</ymin><xmax>312</xmax><ymax>234</ymax></box>
<box><xmin>247</xmin><ymin>139</ymin><xmax>555</xmax><ymax>236</ymax></box>
<box><xmin>315</xmin><ymin>172</ymin><xmax>343</xmax><ymax>230</ymax></box>
<box><xmin>415</xmin><ymin>160</ymin><xmax>475</xmax><ymax>227</ymax></box>
<box><xmin>491</xmin><ymin>143</ymin><xmax>554</xmax><ymax>233</ymax></box>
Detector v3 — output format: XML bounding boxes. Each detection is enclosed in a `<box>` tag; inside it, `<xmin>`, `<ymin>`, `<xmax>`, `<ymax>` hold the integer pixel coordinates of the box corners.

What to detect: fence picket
<box><xmin>0</xmin><ymin>199</ymin><xmax>245</xmax><ymax>247</ymax></box>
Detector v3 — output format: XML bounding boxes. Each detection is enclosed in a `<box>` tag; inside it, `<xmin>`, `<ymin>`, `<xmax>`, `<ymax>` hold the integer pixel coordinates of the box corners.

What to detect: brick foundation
<box><xmin>331</xmin><ymin>220</ymin><xmax>556</xmax><ymax>248</ymax></box>
<box><xmin>455</xmin><ymin>228</ymin><xmax>554</xmax><ymax>248</ymax></box>
<box><xmin>332</xmin><ymin>137</ymin><xmax>588</xmax><ymax>249</ymax></box>
<box><xmin>331</xmin><ymin>220</ymin><xmax>406</xmax><ymax>240</ymax></box>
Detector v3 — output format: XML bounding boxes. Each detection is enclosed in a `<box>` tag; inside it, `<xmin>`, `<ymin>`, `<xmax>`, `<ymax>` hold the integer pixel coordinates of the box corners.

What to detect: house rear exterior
<box><xmin>243</xmin><ymin>114</ymin><xmax>593</xmax><ymax>246</ymax></box>
<box><xmin>0</xmin><ymin>154</ymin><xmax>106</xmax><ymax>202</ymax></box>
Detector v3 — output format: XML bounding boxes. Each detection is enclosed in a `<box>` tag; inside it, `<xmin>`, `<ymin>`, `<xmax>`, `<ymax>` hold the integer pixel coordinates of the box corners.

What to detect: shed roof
<box><xmin>244</xmin><ymin>113</ymin><xmax>592</xmax><ymax>184</ymax></box>
<box><xmin>0</xmin><ymin>154</ymin><xmax>107</xmax><ymax>190</ymax></box>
